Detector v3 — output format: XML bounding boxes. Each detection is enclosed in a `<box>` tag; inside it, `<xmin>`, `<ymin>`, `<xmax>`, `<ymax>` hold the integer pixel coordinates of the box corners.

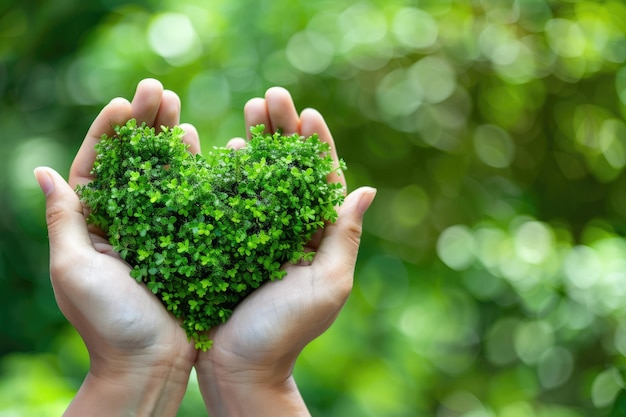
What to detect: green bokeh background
<box><xmin>3</xmin><ymin>0</ymin><xmax>626</xmax><ymax>415</ymax></box>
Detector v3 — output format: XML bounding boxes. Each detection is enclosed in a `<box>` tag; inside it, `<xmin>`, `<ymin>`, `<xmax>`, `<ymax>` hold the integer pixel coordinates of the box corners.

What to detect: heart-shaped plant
<box><xmin>77</xmin><ymin>119</ymin><xmax>345</xmax><ymax>350</ymax></box>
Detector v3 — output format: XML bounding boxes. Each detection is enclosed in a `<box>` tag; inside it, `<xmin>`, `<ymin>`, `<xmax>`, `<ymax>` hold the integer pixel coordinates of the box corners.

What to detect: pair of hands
<box><xmin>34</xmin><ymin>79</ymin><xmax>375</xmax><ymax>416</ymax></box>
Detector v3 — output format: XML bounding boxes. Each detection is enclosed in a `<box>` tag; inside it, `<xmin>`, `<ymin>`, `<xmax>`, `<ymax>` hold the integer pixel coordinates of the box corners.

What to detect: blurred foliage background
<box><xmin>2</xmin><ymin>0</ymin><xmax>626</xmax><ymax>415</ymax></box>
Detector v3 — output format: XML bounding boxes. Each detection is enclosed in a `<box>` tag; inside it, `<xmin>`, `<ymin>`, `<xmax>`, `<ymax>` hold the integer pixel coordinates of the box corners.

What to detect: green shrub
<box><xmin>77</xmin><ymin>119</ymin><xmax>346</xmax><ymax>350</ymax></box>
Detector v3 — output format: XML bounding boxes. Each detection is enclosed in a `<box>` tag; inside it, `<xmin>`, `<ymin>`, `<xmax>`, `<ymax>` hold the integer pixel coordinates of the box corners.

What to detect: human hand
<box><xmin>194</xmin><ymin>87</ymin><xmax>376</xmax><ymax>417</ymax></box>
<box><xmin>35</xmin><ymin>79</ymin><xmax>199</xmax><ymax>417</ymax></box>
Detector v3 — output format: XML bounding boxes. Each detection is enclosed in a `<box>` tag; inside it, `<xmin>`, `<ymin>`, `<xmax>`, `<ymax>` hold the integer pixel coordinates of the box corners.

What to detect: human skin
<box><xmin>195</xmin><ymin>87</ymin><xmax>376</xmax><ymax>416</ymax></box>
<box><xmin>35</xmin><ymin>79</ymin><xmax>199</xmax><ymax>416</ymax></box>
<box><xmin>35</xmin><ymin>79</ymin><xmax>375</xmax><ymax>416</ymax></box>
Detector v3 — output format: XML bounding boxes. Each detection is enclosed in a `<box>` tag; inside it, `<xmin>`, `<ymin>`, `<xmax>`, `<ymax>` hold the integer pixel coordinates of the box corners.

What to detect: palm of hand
<box><xmin>79</xmin><ymin>235</ymin><xmax>194</xmax><ymax>353</ymax></box>
<box><xmin>200</xmin><ymin>257</ymin><xmax>343</xmax><ymax>377</ymax></box>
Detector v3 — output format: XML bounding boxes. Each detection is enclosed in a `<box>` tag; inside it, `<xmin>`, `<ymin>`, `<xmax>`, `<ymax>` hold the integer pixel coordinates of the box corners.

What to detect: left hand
<box><xmin>194</xmin><ymin>87</ymin><xmax>376</xmax><ymax>417</ymax></box>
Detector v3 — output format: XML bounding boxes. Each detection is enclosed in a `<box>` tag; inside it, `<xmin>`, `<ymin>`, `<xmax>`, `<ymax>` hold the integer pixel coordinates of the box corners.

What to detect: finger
<box><xmin>154</xmin><ymin>89</ymin><xmax>181</xmax><ymax>130</ymax></box>
<box><xmin>265</xmin><ymin>87</ymin><xmax>300</xmax><ymax>135</ymax></box>
<box><xmin>35</xmin><ymin>166</ymin><xmax>98</xmax><ymax>321</ymax></box>
<box><xmin>244</xmin><ymin>97</ymin><xmax>270</xmax><ymax>139</ymax></box>
<box><xmin>34</xmin><ymin>167</ymin><xmax>93</xmax><ymax>262</ymax></box>
<box><xmin>69</xmin><ymin>97</ymin><xmax>132</xmax><ymax>189</ymax></box>
<box><xmin>300</xmin><ymin>108</ymin><xmax>346</xmax><ymax>192</ymax></box>
<box><xmin>226</xmin><ymin>137</ymin><xmax>247</xmax><ymax>150</ymax></box>
<box><xmin>313</xmin><ymin>187</ymin><xmax>376</xmax><ymax>288</ymax></box>
<box><xmin>179</xmin><ymin>123</ymin><xmax>201</xmax><ymax>155</ymax></box>
<box><xmin>130</xmin><ymin>78</ymin><xmax>165</xmax><ymax>126</ymax></box>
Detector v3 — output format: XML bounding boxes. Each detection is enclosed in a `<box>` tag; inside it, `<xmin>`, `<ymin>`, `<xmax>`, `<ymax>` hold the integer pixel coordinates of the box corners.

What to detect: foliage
<box><xmin>77</xmin><ymin>119</ymin><xmax>345</xmax><ymax>350</ymax></box>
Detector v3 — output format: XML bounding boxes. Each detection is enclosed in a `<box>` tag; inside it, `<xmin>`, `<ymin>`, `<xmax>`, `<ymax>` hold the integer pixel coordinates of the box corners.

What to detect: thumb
<box><xmin>34</xmin><ymin>167</ymin><xmax>92</xmax><ymax>258</ymax></box>
<box><xmin>315</xmin><ymin>186</ymin><xmax>376</xmax><ymax>272</ymax></box>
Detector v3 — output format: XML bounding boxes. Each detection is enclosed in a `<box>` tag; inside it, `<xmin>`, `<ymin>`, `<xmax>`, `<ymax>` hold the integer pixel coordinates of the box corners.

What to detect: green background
<box><xmin>2</xmin><ymin>0</ymin><xmax>626</xmax><ymax>415</ymax></box>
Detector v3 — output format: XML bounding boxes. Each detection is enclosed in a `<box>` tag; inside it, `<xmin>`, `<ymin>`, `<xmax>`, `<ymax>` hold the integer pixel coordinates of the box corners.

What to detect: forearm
<box><xmin>198</xmin><ymin>371</ymin><xmax>311</xmax><ymax>417</ymax></box>
<box><xmin>64</xmin><ymin>359</ymin><xmax>192</xmax><ymax>417</ymax></box>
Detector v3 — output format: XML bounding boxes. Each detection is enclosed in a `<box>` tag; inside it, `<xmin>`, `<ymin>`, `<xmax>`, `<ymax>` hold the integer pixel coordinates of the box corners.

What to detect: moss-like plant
<box><xmin>76</xmin><ymin>119</ymin><xmax>345</xmax><ymax>350</ymax></box>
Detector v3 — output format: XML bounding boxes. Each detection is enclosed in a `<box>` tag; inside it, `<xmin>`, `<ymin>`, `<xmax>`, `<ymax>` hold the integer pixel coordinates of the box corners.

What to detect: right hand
<box><xmin>36</xmin><ymin>79</ymin><xmax>200</xmax><ymax>417</ymax></box>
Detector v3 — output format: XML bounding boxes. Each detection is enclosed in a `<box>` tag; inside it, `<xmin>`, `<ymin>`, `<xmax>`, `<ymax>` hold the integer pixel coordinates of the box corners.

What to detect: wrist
<box><xmin>198</xmin><ymin>371</ymin><xmax>310</xmax><ymax>417</ymax></box>
<box><xmin>64</xmin><ymin>351</ymin><xmax>195</xmax><ymax>417</ymax></box>
<box><xmin>195</xmin><ymin>341</ymin><xmax>310</xmax><ymax>416</ymax></box>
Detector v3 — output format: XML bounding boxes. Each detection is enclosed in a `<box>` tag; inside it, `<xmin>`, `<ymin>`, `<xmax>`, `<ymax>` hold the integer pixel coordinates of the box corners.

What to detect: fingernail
<box><xmin>34</xmin><ymin>167</ymin><xmax>54</xmax><ymax>196</ymax></box>
<box><xmin>358</xmin><ymin>187</ymin><xmax>377</xmax><ymax>215</ymax></box>
<box><xmin>108</xmin><ymin>97</ymin><xmax>127</xmax><ymax>105</ymax></box>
